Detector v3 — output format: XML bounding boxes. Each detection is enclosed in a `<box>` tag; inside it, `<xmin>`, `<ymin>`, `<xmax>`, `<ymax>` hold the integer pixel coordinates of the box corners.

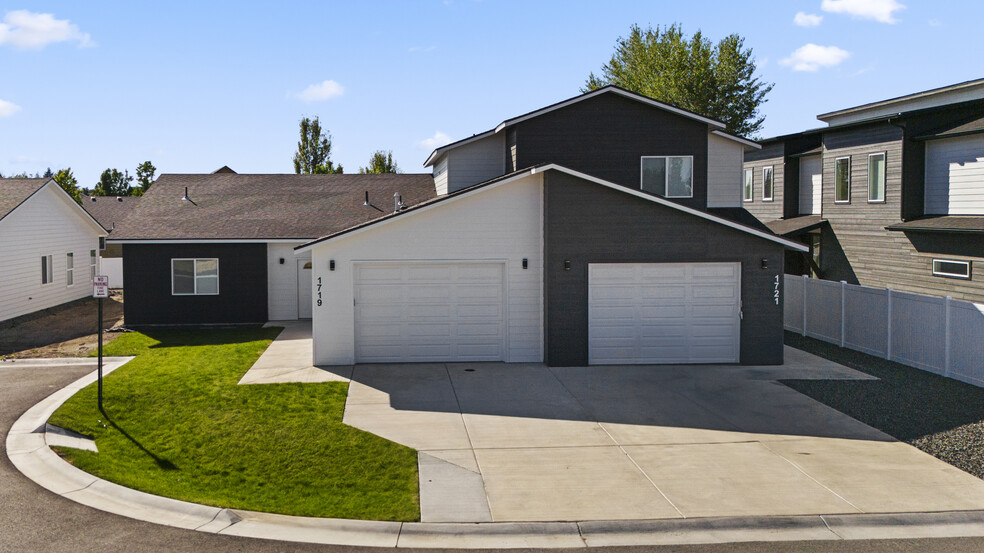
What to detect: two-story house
<box><xmin>298</xmin><ymin>86</ymin><xmax>807</xmax><ymax>367</ymax></box>
<box><xmin>743</xmin><ymin>78</ymin><xmax>984</xmax><ymax>304</ymax></box>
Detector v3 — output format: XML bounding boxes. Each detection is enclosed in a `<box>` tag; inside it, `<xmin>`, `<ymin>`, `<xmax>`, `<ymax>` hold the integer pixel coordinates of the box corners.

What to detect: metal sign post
<box><xmin>93</xmin><ymin>276</ymin><xmax>109</xmax><ymax>411</ymax></box>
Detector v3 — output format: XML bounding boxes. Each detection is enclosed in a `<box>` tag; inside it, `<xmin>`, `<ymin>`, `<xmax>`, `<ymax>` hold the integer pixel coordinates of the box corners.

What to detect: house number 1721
<box><xmin>317</xmin><ymin>277</ymin><xmax>323</xmax><ymax>307</ymax></box>
<box><xmin>773</xmin><ymin>275</ymin><xmax>780</xmax><ymax>305</ymax></box>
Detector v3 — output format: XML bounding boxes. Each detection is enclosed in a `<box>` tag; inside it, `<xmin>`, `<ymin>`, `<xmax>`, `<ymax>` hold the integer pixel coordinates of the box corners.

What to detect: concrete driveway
<box><xmin>342</xmin><ymin>349</ymin><xmax>984</xmax><ymax>523</ymax></box>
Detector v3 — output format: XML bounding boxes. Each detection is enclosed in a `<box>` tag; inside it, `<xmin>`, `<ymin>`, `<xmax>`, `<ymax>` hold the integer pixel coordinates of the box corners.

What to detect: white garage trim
<box><xmin>588</xmin><ymin>262</ymin><xmax>741</xmax><ymax>365</ymax></box>
<box><xmin>353</xmin><ymin>261</ymin><xmax>507</xmax><ymax>363</ymax></box>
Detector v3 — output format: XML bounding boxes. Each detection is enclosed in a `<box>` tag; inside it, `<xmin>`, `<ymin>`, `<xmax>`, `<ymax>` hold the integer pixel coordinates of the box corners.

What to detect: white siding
<box><xmin>706</xmin><ymin>133</ymin><xmax>743</xmax><ymax>208</ymax></box>
<box><xmin>310</xmin><ymin>173</ymin><xmax>543</xmax><ymax>365</ymax></box>
<box><xmin>0</xmin><ymin>183</ymin><xmax>105</xmax><ymax>322</ymax></box>
<box><xmin>799</xmin><ymin>155</ymin><xmax>823</xmax><ymax>215</ymax></box>
<box><xmin>446</xmin><ymin>133</ymin><xmax>505</xmax><ymax>194</ymax></box>
<box><xmin>101</xmin><ymin>257</ymin><xmax>124</xmax><ymax>288</ymax></box>
<box><xmin>925</xmin><ymin>134</ymin><xmax>984</xmax><ymax>215</ymax></box>
<box><xmin>433</xmin><ymin>154</ymin><xmax>449</xmax><ymax>196</ymax></box>
<box><xmin>266</xmin><ymin>242</ymin><xmax>307</xmax><ymax>321</ymax></box>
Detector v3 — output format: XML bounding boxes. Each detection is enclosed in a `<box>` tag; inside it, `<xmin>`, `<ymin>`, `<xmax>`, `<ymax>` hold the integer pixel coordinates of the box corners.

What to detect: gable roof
<box><xmin>297</xmin><ymin>164</ymin><xmax>808</xmax><ymax>253</ymax></box>
<box><xmin>0</xmin><ymin>178</ymin><xmax>49</xmax><ymax>221</ymax></box>
<box><xmin>423</xmin><ymin>86</ymin><xmax>756</xmax><ymax>167</ymax></box>
<box><xmin>82</xmin><ymin>195</ymin><xmax>141</xmax><ymax>231</ymax></box>
<box><xmin>108</xmin><ymin>173</ymin><xmax>437</xmax><ymax>241</ymax></box>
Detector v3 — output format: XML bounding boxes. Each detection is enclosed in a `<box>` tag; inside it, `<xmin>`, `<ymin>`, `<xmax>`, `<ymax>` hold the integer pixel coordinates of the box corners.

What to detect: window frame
<box><xmin>743</xmin><ymin>168</ymin><xmax>753</xmax><ymax>202</ymax></box>
<box><xmin>640</xmin><ymin>155</ymin><xmax>695</xmax><ymax>199</ymax></box>
<box><xmin>66</xmin><ymin>252</ymin><xmax>74</xmax><ymax>286</ymax></box>
<box><xmin>41</xmin><ymin>255</ymin><xmax>53</xmax><ymax>285</ymax></box>
<box><xmin>762</xmin><ymin>166</ymin><xmax>774</xmax><ymax>202</ymax></box>
<box><xmin>932</xmin><ymin>259</ymin><xmax>971</xmax><ymax>280</ymax></box>
<box><xmin>834</xmin><ymin>156</ymin><xmax>852</xmax><ymax>204</ymax></box>
<box><xmin>867</xmin><ymin>152</ymin><xmax>887</xmax><ymax>203</ymax></box>
<box><xmin>171</xmin><ymin>258</ymin><xmax>220</xmax><ymax>296</ymax></box>
<box><xmin>90</xmin><ymin>249</ymin><xmax>97</xmax><ymax>280</ymax></box>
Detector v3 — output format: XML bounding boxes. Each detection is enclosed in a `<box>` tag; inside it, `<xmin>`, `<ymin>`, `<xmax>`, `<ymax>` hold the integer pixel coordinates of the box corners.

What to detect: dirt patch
<box><xmin>0</xmin><ymin>291</ymin><xmax>126</xmax><ymax>359</ymax></box>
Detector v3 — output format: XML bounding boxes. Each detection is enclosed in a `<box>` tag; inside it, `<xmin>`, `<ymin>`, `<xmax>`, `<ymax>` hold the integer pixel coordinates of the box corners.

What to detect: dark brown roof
<box><xmin>0</xmin><ymin>178</ymin><xmax>48</xmax><ymax>221</ymax></box>
<box><xmin>886</xmin><ymin>216</ymin><xmax>984</xmax><ymax>233</ymax></box>
<box><xmin>916</xmin><ymin>115</ymin><xmax>984</xmax><ymax>140</ymax></box>
<box><xmin>82</xmin><ymin>195</ymin><xmax>141</xmax><ymax>231</ymax></box>
<box><xmin>707</xmin><ymin>208</ymin><xmax>777</xmax><ymax>234</ymax></box>
<box><xmin>109</xmin><ymin>173</ymin><xmax>437</xmax><ymax>240</ymax></box>
<box><xmin>765</xmin><ymin>215</ymin><xmax>825</xmax><ymax>236</ymax></box>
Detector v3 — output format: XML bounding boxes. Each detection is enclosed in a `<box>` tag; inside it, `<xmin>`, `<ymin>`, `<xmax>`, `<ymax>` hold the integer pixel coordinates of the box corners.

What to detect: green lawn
<box><xmin>49</xmin><ymin>327</ymin><xmax>419</xmax><ymax>521</ymax></box>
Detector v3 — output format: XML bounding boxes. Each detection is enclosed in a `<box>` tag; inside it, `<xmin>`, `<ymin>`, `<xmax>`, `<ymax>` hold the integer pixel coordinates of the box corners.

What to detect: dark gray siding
<box><xmin>512</xmin><ymin>93</ymin><xmax>710</xmax><ymax>211</ymax></box>
<box><xmin>543</xmin><ymin>171</ymin><xmax>787</xmax><ymax>367</ymax></box>
<box><xmin>123</xmin><ymin>243</ymin><xmax>268</xmax><ymax>326</ymax></box>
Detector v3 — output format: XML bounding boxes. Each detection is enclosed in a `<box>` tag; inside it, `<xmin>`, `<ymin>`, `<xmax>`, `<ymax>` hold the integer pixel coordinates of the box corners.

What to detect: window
<box><xmin>641</xmin><ymin>156</ymin><xmax>693</xmax><ymax>198</ymax></box>
<box><xmin>743</xmin><ymin>168</ymin><xmax>753</xmax><ymax>202</ymax></box>
<box><xmin>41</xmin><ymin>255</ymin><xmax>53</xmax><ymax>284</ymax></box>
<box><xmin>66</xmin><ymin>253</ymin><xmax>74</xmax><ymax>286</ymax></box>
<box><xmin>90</xmin><ymin>250</ymin><xmax>97</xmax><ymax>280</ymax></box>
<box><xmin>868</xmin><ymin>153</ymin><xmax>886</xmax><ymax>203</ymax></box>
<box><xmin>835</xmin><ymin>157</ymin><xmax>851</xmax><ymax>203</ymax></box>
<box><xmin>172</xmin><ymin>258</ymin><xmax>219</xmax><ymax>295</ymax></box>
<box><xmin>932</xmin><ymin>259</ymin><xmax>971</xmax><ymax>280</ymax></box>
<box><xmin>762</xmin><ymin>166</ymin><xmax>774</xmax><ymax>201</ymax></box>
<box><xmin>99</xmin><ymin>236</ymin><xmax>106</xmax><ymax>250</ymax></box>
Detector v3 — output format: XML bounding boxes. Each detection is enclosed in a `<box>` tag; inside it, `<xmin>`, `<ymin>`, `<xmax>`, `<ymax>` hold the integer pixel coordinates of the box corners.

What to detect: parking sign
<box><xmin>93</xmin><ymin>275</ymin><xmax>109</xmax><ymax>298</ymax></box>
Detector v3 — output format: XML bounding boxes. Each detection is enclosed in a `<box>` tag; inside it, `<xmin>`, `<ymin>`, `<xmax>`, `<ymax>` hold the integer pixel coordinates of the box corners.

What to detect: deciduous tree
<box><xmin>358</xmin><ymin>150</ymin><xmax>399</xmax><ymax>174</ymax></box>
<box><xmin>293</xmin><ymin>116</ymin><xmax>343</xmax><ymax>174</ymax></box>
<box><xmin>53</xmin><ymin>168</ymin><xmax>82</xmax><ymax>204</ymax></box>
<box><xmin>135</xmin><ymin>160</ymin><xmax>156</xmax><ymax>195</ymax></box>
<box><xmin>92</xmin><ymin>168</ymin><xmax>134</xmax><ymax>196</ymax></box>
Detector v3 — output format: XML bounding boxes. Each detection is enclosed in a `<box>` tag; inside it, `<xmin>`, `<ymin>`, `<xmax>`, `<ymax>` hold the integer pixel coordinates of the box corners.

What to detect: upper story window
<box><xmin>41</xmin><ymin>255</ymin><xmax>53</xmax><ymax>285</ymax></box>
<box><xmin>172</xmin><ymin>258</ymin><xmax>219</xmax><ymax>295</ymax></box>
<box><xmin>66</xmin><ymin>253</ymin><xmax>74</xmax><ymax>286</ymax></box>
<box><xmin>641</xmin><ymin>156</ymin><xmax>693</xmax><ymax>198</ymax></box>
<box><xmin>835</xmin><ymin>157</ymin><xmax>851</xmax><ymax>203</ymax></box>
<box><xmin>743</xmin><ymin>169</ymin><xmax>753</xmax><ymax>202</ymax></box>
<box><xmin>762</xmin><ymin>166</ymin><xmax>774</xmax><ymax>201</ymax></box>
<box><xmin>868</xmin><ymin>152</ymin><xmax>886</xmax><ymax>203</ymax></box>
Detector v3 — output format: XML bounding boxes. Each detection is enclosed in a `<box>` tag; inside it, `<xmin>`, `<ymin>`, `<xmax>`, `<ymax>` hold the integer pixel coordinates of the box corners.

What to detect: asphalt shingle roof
<box><xmin>0</xmin><ymin>178</ymin><xmax>48</xmax><ymax>221</ymax></box>
<box><xmin>109</xmin><ymin>173</ymin><xmax>437</xmax><ymax>240</ymax></box>
<box><xmin>886</xmin><ymin>216</ymin><xmax>984</xmax><ymax>233</ymax></box>
<box><xmin>82</xmin><ymin>195</ymin><xmax>141</xmax><ymax>231</ymax></box>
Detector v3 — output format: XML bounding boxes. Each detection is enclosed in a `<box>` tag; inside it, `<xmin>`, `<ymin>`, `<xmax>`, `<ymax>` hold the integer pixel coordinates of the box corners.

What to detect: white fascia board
<box><xmin>711</xmin><ymin>130</ymin><xmax>761</xmax><ymax>150</ymax></box>
<box><xmin>494</xmin><ymin>87</ymin><xmax>726</xmax><ymax>134</ymax></box>
<box><xmin>44</xmin><ymin>179</ymin><xmax>109</xmax><ymax>236</ymax></box>
<box><xmin>107</xmin><ymin>239</ymin><xmax>310</xmax><ymax>244</ymax></box>
<box><xmin>423</xmin><ymin>129</ymin><xmax>496</xmax><ymax>167</ymax></box>
<box><xmin>532</xmin><ymin>164</ymin><xmax>809</xmax><ymax>252</ymax></box>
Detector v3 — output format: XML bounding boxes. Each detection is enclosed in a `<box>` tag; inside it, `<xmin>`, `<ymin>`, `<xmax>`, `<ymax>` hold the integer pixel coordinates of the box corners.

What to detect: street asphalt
<box><xmin>5</xmin><ymin>361</ymin><xmax>984</xmax><ymax>553</ymax></box>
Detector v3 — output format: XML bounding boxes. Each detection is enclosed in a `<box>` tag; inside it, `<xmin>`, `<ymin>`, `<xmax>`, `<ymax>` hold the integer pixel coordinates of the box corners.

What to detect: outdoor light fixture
<box><xmin>564</xmin><ymin>260</ymin><xmax>571</xmax><ymax>271</ymax></box>
<box><xmin>761</xmin><ymin>258</ymin><xmax>769</xmax><ymax>269</ymax></box>
<box><xmin>522</xmin><ymin>258</ymin><xmax>528</xmax><ymax>269</ymax></box>
<box><xmin>330</xmin><ymin>260</ymin><xmax>335</xmax><ymax>271</ymax></box>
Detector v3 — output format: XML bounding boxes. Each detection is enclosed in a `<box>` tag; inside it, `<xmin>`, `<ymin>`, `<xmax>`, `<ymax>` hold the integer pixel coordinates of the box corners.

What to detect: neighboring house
<box><xmin>82</xmin><ymin>195</ymin><xmax>141</xmax><ymax>288</ymax></box>
<box><xmin>107</xmin><ymin>173</ymin><xmax>436</xmax><ymax>326</ymax></box>
<box><xmin>297</xmin><ymin>86</ymin><xmax>807</xmax><ymax>367</ymax></box>
<box><xmin>0</xmin><ymin>178</ymin><xmax>108</xmax><ymax>322</ymax></box>
<box><xmin>743</xmin><ymin>78</ymin><xmax>984</xmax><ymax>304</ymax></box>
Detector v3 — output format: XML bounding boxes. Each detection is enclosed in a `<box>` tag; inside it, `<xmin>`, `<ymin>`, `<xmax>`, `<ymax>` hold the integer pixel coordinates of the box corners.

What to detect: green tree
<box><xmin>52</xmin><ymin>168</ymin><xmax>82</xmax><ymax>204</ymax></box>
<box><xmin>135</xmin><ymin>160</ymin><xmax>157</xmax><ymax>195</ymax></box>
<box><xmin>92</xmin><ymin>168</ymin><xmax>134</xmax><ymax>196</ymax></box>
<box><xmin>358</xmin><ymin>150</ymin><xmax>400</xmax><ymax>174</ymax></box>
<box><xmin>292</xmin><ymin>116</ymin><xmax>343</xmax><ymax>174</ymax></box>
<box><xmin>43</xmin><ymin>167</ymin><xmax>53</xmax><ymax>178</ymax></box>
<box><xmin>584</xmin><ymin>24</ymin><xmax>773</xmax><ymax>137</ymax></box>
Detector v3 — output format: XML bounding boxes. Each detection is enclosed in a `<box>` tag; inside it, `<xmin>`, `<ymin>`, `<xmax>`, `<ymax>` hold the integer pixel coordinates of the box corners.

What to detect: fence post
<box><xmin>802</xmin><ymin>274</ymin><xmax>808</xmax><ymax>337</ymax></box>
<box><xmin>945</xmin><ymin>296</ymin><xmax>952</xmax><ymax>377</ymax></box>
<box><xmin>840</xmin><ymin>281</ymin><xmax>847</xmax><ymax>347</ymax></box>
<box><xmin>886</xmin><ymin>288</ymin><xmax>893</xmax><ymax>361</ymax></box>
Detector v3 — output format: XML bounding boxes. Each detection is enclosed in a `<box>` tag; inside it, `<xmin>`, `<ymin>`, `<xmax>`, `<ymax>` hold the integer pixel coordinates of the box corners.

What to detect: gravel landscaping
<box><xmin>783</xmin><ymin>331</ymin><xmax>984</xmax><ymax>480</ymax></box>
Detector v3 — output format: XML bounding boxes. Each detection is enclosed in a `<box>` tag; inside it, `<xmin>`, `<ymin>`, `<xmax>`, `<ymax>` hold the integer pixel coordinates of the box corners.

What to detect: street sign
<box><xmin>93</xmin><ymin>284</ymin><xmax>109</xmax><ymax>298</ymax></box>
<box><xmin>93</xmin><ymin>275</ymin><xmax>109</xmax><ymax>286</ymax></box>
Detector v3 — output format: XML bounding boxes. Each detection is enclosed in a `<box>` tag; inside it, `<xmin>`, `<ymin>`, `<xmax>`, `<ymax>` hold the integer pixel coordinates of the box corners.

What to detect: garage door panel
<box><xmin>355</xmin><ymin>263</ymin><xmax>505</xmax><ymax>363</ymax></box>
<box><xmin>589</xmin><ymin>263</ymin><xmax>740</xmax><ymax>365</ymax></box>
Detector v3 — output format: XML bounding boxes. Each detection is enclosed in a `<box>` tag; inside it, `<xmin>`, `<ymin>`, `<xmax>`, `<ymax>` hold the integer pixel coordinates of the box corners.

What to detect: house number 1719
<box><xmin>774</xmin><ymin>275</ymin><xmax>780</xmax><ymax>305</ymax></box>
<box><xmin>317</xmin><ymin>277</ymin><xmax>323</xmax><ymax>307</ymax></box>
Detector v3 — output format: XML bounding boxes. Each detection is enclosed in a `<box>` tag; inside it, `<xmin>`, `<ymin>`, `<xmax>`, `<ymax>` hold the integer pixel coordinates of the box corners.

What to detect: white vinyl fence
<box><xmin>785</xmin><ymin>275</ymin><xmax>984</xmax><ymax>388</ymax></box>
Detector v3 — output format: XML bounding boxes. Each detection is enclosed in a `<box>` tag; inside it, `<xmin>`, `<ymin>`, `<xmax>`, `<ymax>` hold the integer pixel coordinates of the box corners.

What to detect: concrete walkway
<box><xmin>238</xmin><ymin>321</ymin><xmax>351</xmax><ymax>384</ymax></box>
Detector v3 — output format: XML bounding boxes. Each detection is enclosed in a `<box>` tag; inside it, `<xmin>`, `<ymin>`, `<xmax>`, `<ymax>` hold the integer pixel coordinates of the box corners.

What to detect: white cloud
<box><xmin>821</xmin><ymin>0</ymin><xmax>905</xmax><ymax>23</ymax></box>
<box><xmin>780</xmin><ymin>44</ymin><xmax>851</xmax><ymax>72</ymax></box>
<box><xmin>296</xmin><ymin>80</ymin><xmax>344</xmax><ymax>102</ymax></box>
<box><xmin>0</xmin><ymin>98</ymin><xmax>21</xmax><ymax>117</ymax></box>
<box><xmin>0</xmin><ymin>10</ymin><xmax>92</xmax><ymax>49</ymax></box>
<box><xmin>417</xmin><ymin>131</ymin><xmax>452</xmax><ymax>150</ymax></box>
<box><xmin>794</xmin><ymin>12</ymin><xmax>824</xmax><ymax>27</ymax></box>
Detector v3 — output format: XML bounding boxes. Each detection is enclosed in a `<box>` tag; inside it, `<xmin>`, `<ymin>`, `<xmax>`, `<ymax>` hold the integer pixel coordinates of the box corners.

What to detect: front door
<box><xmin>297</xmin><ymin>260</ymin><xmax>312</xmax><ymax>319</ymax></box>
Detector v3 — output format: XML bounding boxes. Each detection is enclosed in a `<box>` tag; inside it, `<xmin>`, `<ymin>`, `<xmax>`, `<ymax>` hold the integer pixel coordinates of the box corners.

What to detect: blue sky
<box><xmin>1</xmin><ymin>1</ymin><xmax>981</xmax><ymax>187</ymax></box>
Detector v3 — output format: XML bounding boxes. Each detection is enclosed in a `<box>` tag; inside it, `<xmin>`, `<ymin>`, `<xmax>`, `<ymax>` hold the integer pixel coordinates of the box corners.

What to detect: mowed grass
<box><xmin>48</xmin><ymin>327</ymin><xmax>420</xmax><ymax>521</ymax></box>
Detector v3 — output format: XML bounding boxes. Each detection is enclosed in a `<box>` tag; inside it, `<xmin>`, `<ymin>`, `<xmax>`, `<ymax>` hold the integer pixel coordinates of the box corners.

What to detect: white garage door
<box><xmin>589</xmin><ymin>263</ymin><xmax>741</xmax><ymax>365</ymax></box>
<box><xmin>354</xmin><ymin>262</ymin><xmax>505</xmax><ymax>363</ymax></box>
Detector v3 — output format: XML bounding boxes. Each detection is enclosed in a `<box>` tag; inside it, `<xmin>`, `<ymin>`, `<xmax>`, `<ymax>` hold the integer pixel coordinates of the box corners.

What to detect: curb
<box><xmin>8</xmin><ymin>363</ymin><xmax>984</xmax><ymax>548</ymax></box>
<box><xmin>0</xmin><ymin>357</ymin><xmax>131</xmax><ymax>368</ymax></box>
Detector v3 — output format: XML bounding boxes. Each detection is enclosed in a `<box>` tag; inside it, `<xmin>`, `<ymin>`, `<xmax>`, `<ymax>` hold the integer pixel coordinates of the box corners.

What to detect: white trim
<box><xmin>108</xmin><ymin>239</ymin><xmax>310</xmax><ymax>244</ymax></box>
<box><xmin>762</xmin><ymin>166</ymin><xmax>774</xmax><ymax>202</ymax></box>
<box><xmin>711</xmin><ymin>129</ymin><xmax>761</xmax><ymax>149</ymax></box>
<box><xmin>932</xmin><ymin>259</ymin><xmax>971</xmax><ymax>280</ymax></box>
<box><xmin>41</xmin><ymin>254</ymin><xmax>53</xmax><ymax>285</ymax></box>
<box><xmin>834</xmin><ymin>156</ymin><xmax>851</xmax><ymax>204</ymax></box>
<box><xmin>40</xmin><ymin>179</ymin><xmax>108</xmax><ymax>236</ymax></box>
<box><xmin>867</xmin><ymin>152</ymin><xmax>887</xmax><ymax>203</ymax></box>
<box><xmin>171</xmin><ymin>258</ymin><xmax>220</xmax><ymax>296</ymax></box>
<box><xmin>817</xmin><ymin>78</ymin><xmax>984</xmax><ymax>122</ymax></box>
<box><xmin>640</xmin><ymin>155</ymin><xmax>695</xmax><ymax>198</ymax></box>
<box><xmin>297</xmin><ymin>164</ymin><xmax>809</xmax><ymax>254</ymax></box>
<box><xmin>743</xmin><ymin>168</ymin><xmax>754</xmax><ymax>202</ymax></box>
<box><xmin>66</xmin><ymin>252</ymin><xmax>74</xmax><ymax>287</ymax></box>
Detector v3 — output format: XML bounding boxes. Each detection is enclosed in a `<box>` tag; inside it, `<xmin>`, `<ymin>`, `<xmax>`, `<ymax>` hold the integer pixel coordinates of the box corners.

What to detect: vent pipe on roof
<box><xmin>364</xmin><ymin>191</ymin><xmax>369</xmax><ymax>206</ymax></box>
<box><xmin>181</xmin><ymin>186</ymin><xmax>198</xmax><ymax>206</ymax></box>
<box><xmin>394</xmin><ymin>192</ymin><xmax>403</xmax><ymax>213</ymax></box>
